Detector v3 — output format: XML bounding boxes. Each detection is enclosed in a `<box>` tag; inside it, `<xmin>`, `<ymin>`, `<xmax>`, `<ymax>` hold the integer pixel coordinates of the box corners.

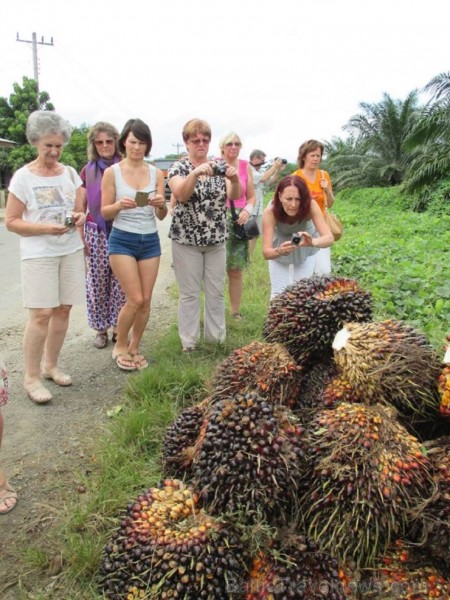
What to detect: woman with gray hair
<box><xmin>79</xmin><ymin>122</ymin><xmax>125</xmax><ymax>349</ymax></box>
<box><xmin>5</xmin><ymin>110</ymin><xmax>86</xmax><ymax>404</ymax></box>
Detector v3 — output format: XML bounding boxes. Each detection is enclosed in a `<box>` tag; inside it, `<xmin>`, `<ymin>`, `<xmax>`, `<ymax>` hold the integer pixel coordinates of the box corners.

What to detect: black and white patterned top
<box><xmin>168</xmin><ymin>158</ymin><xmax>228</xmax><ymax>246</ymax></box>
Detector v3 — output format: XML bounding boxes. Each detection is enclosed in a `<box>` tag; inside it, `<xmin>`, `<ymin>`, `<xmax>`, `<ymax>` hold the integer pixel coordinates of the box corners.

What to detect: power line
<box><xmin>172</xmin><ymin>142</ymin><xmax>184</xmax><ymax>155</ymax></box>
<box><xmin>16</xmin><ymin>32</ymin><xmax>54</xmax><ymax>92</ymax></box>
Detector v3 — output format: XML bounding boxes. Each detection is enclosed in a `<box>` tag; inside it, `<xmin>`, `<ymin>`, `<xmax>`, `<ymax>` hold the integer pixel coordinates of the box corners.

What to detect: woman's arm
<box><xmin>5</xmin><ymin>193</ymin><xmax>68</xmax><ymax>236</ymax></box>
<box><xmin>237</xmin><ymin>165</ymin><xmax>256</xmax><ymax>225</ymax></box>
<box><xmin>101</xmin><ymin>166</ymin><xmax>136</xmax><ymax>219</ymax></box>
<box><xmin>307</xmin><ymin>200</ymin><xmax>334</xmax><ymax>248</ymax></box>
<box><xmin>320</xmin><ymin>171</ymin><xmax>335</xmax><ymax>208</ymax></box>
<box><xmin>225</xmin><ymin>165</ymin><xmax>241</xmax><ymax>201</ymax></box>
<box><xmin>261</xmin><ymin>206</ymin><xmax>296</xmax><ymax>260</ymax></box>
<box><xmin>152</xmin><ymin>169</ymin><xmax>168</xmax><ymax>221</ymax></box>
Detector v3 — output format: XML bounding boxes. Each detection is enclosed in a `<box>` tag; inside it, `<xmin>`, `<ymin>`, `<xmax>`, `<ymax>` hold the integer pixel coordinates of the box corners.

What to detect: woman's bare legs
<box><xmin>110</xmin><ymin>254</ymin><xmax>160</xmax><ymax>368</ymax></box>
<box><xmin>227</xmin><ymin>268</ymin><xmax>244</xmax><ymax>317</ymax></box>
<box><xmin>0</xmin><ymin>410</ymin><xmax>18</xmax><ymax>513</ymax></box>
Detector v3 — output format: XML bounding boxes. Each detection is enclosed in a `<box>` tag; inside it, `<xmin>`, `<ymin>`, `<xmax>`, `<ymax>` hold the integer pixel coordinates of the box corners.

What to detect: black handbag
<box><xmin>229</xmin><ymin>200</ymin><xmax>260</xmax><ymax>241</ymax></box>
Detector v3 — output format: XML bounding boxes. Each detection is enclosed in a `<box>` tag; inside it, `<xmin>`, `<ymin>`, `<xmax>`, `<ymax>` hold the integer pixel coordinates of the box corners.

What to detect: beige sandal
<box><xmin>25</xmin><ymin>381</ymin><xmax>53</xmax><ymax>404</ymax></box>
<box><xmin>42</xmin><ymin>368</ymin><xmax>72</xmax><ymax>386</ymax></box>
<box><xmin>0</xmin><ymin>482</ymin><xmax>18</xmax><ymax>514</ymax></box>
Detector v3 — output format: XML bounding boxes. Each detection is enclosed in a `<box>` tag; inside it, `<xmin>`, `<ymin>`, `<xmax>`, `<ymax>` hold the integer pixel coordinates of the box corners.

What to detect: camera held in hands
<box><xmin>64</xmin><ymin>215</ymin><xmax>75</xmax><ymax>228</ymax></box>
<box><xmin>211</xmin><ymin>160</ymin><xmax>227</xmax><ymax>177</ymax></box>
<box><xmin>277</xmin><ymin>157</ymin><xmax>288</xmax><ymax>165</ymax></box>
<box><xmin>291</xmin><ymin>233</ymin><xmax>302</xmax><ymax>246</ymax></box>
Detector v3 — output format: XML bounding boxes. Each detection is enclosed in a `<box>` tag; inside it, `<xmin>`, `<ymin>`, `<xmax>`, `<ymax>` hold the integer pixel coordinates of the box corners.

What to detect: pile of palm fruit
<box><xmin>358</xmin><ymin>540</ymin><xmax>450</xmax><ymax>599</ymax></box>
<box><xmin>99</xmin><ymin>479</ymin><xmax>246</xmax><ymax>599</ymax></box>
<box><xmin>209</xmin><ymin>341</ymin><xmax>302</xmax><ymax>408</ymax></box>
<box><xmin>263</xmin><ymin>276</ymin><xmax>373</xmax><ymax>366</ymax></box>
<box><xmin>99</xmin><ymin>276</ymin><xmax>449</xmax><ymax>598</ymax></box>
<box><xmin>245</xmin><ymin>535</ymin><xmax>348</xmax><ymax>599</ymax></box>
<box><xmin>299</xmin><ymin>402</ymin><xmax>433</xmax><ymax>567</ymax></box>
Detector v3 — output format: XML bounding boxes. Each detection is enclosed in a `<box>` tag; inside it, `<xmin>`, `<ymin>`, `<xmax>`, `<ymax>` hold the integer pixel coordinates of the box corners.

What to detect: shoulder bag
<box><xmin>229</xmin><ymin>199</ymin><xmax>260</xmax><ymax>241</ymax></box>
<box><xmin>321</xmin><ymin>170</ymin><xmax>343</xmax><ymax>241</ymax></box>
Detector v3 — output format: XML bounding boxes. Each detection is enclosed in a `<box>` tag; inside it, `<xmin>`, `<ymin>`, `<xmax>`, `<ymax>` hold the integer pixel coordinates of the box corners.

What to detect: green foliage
<box><xmin>61</xmin><ymin>125</ymin><xmax>89</xmax><ymax>172</ymax></box>
<box><xmin>0</xmin><ymin>76</ymin><xmax>54</xmax><ymax>173</ymax></box>
<box><xmin>332</xmin><ymin>188</ymin><xmax>450</xmax><ymax>348</ymax></box>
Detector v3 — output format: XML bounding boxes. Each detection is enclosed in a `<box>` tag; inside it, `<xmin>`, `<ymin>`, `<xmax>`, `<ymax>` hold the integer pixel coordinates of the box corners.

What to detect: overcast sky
<box><xmin>1</xmin><ymin>0</ymin><xmax>449</xmax><ymax>162</ymax></box>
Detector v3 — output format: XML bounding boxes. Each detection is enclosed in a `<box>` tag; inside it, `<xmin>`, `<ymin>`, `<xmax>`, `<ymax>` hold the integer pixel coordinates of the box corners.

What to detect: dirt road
<box><xmin>0</xmin><ymin>217</ymin><xmax>176</xmax><ymax>598</ymax></box>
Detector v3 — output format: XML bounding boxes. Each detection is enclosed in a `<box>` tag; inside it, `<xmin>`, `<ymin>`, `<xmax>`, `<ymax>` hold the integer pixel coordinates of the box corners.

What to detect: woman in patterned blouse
<box><xmin>168</xmin><ymin>119</ymin><xmax>241</xmax><ymax>352</ymax></box>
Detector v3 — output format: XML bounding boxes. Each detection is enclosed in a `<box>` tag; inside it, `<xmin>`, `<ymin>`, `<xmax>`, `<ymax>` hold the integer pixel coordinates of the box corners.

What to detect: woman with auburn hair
<box><xmin>262</xmin><ymin>175</ymin><xmax>333</xmax><ymax>298</ymax></box>
<box><xmin>80</xmin><ymin>121</ymin><xmax>126</xmax><ymax>349</ymax></box>
<box><xmin>292</xmin><ymin>139</ymin><xmax>335</xmax><ymax>275</ymax></box>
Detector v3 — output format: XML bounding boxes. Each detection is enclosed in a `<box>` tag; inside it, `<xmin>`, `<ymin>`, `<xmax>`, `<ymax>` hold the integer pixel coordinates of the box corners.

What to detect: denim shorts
<box><xmin>108</xmin><ymin>227</ymin><xmax>161</xmax><ymax>261</ymax></box>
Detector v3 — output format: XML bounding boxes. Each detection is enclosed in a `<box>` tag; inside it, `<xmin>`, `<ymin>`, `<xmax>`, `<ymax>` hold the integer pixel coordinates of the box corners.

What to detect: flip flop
<box><xmin>42</xmin><ymin>368</ymin><xmax>72</xmax><ymax>386</ymax></box>
<box><xmin>24</xmin><ymin>381</ymin><xmax>53</xmax><ymax>404</ymax></box>
<box><xmin>112</xmin><ymin>352</ymin><xmax>137</xmax><ymax>371</ymax></box>
<box><xmin>0</xmin><ymin>482</ymin><xmax>18</xmax><ymax>515</ymax></box>
<box><xmin>131</xmin><ymin>353</ymin><xmax>149</xmax><ymax>370</ymax></box>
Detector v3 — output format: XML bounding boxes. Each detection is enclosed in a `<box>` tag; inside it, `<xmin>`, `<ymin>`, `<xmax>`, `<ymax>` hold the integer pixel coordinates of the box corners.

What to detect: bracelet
<box><xmin>244</xmin><ymin>203</ymin><xmax>254</xmax><ymax>215</ymax></box>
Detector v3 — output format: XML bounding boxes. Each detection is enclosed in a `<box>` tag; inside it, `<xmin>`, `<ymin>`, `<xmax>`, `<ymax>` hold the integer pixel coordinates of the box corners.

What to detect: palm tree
<box><xmin>403</xmin><ymin>72</ymin><xmax>450</xmax><ymax>194</ymax></box>
<box><xmin>342</xmin><ymin>92</ymin><xmax>420</xmax><ymax>187</ymax></box>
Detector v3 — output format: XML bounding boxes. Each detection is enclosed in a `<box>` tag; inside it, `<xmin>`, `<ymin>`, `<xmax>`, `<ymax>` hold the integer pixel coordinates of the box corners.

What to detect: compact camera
<box><xmin>211</xmin><ymin>161</ymin><xmax>227</xmax><ymax>177</ymax></box>
<box><xmin>275</xmin><ymin>157</ymin><xmax>288</xmax><ymax>165</ymax></box>
<box><xmin>64</xmin><ymin>215</ymin><xmax>75</xmax><ymax>228</ymax></box>
<box><xmin>291</xmin><ymin>233</ymin><xmax>302</xmax><ymax>246</ymax></box>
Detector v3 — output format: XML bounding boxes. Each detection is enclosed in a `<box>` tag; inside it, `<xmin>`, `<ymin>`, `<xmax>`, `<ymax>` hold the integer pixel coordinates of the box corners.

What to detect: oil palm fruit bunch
<box><xmin>300</xmin><ymin>402</ymin><xmax>433</xmax><ymax>568</ymax></box>
<box><xmin>415</xmin><ymin>436</ymin><xmax>450</xmax><ymax>569</ymax></box>
<box><xmin>438</xmin><ymin>364</ymin><xmax>450</xmax><ymax>417</ymax></box>
<box><xmin>263</xmin><ymin>276</ymin><xmax>372</xmax><ymax>366</ymax></box>
<box><xmin>210</xmin><ymin>341</ymin><xmax>303</xmax><ymax>408</ymax></box>
<box><xmin>245</xmin><ymin>535</ymin><xmax>347</xmax><ymax>600</ymax></box>
<box><xmin>161</xmin><ymin>399</ymin><xmax>209</xmax><ymax>478</ymax></box>
<box><xmin>359</xmin><ymin>540</ymin><xmax>450</xmax><ymax>599</ymax></box>
<box><xmin>191</xmin><ymin>392</ymin><xmax>306</xmax><ymax>524</ymax></box>
<box><xmin>333</xmin><ymin>320</ymin><xmax>441</xmax><ymax>422</ymax></box>
<box><xmin>99</xmin><ymin>479</ymin><xmax>246</xmax><ymax>599</ymax></box>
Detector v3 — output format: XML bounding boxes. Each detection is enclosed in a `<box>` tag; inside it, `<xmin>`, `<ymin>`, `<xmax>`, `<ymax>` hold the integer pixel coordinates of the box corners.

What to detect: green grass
<box><xmin>28</xmin><ymin>187</ymin><xmax>450</xmax><ymax>598</ymax></box>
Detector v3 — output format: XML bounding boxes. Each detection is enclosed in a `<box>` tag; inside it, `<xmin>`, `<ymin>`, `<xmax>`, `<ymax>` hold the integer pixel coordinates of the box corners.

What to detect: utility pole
<box><xmin>16</xmin><ymin>32</ymin><xmax>54</xmax><ymax>91</ymax></box>
<box><xmin>172</xmin><ymin>142</ymin><xmax>184</xmax><ymax>156</ymax></box>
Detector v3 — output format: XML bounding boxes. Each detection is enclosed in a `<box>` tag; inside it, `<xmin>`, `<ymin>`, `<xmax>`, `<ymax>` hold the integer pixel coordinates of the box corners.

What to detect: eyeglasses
<box><xmin>251</xmin><ymin>161</ymin><xmax>265</xmax><ymax>168</ymax></box>
<box><xmin>95</xmin><ymin>139</ymin><xmax>114</xmax><ymax>146</ymax></box>
<box><xmin>225</xmin><ymin>142</ymin><xmax>241</xmax><ymax>147</ymax></box>
<box><xmin>189</xmin><ymin>137</ymin><xmax>210</xmax><ymax>145</ymax></box>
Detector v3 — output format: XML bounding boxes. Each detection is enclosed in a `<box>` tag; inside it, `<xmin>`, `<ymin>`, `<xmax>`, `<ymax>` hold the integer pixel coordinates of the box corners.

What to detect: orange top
<box><xmin>292</xmin><ymin>169</ymin><xmax>332</xmax><ymax>215</ymax></box>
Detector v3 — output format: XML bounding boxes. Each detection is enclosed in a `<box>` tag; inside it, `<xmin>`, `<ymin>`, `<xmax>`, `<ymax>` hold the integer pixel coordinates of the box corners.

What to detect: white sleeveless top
<box><xmin>112</xmin><ymin>163</ymin><xmax>158</xmax><ymax>234</ymax></box>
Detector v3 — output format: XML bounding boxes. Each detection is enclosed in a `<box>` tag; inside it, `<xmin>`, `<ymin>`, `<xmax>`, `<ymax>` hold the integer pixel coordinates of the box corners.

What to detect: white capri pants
<box><xmin>314</xmin><ymin>247</ymin><xmax>331</xmax><ymax>275</ymax></box>
<box><xmin>171</xmin><ymin>240</ymin><xmax>226</xmax><ymax>349</ymax></box>
<box><xmin>269</xmin><ymin>254</ymin><xmax>316</xmax><ymax>299</ymax></box>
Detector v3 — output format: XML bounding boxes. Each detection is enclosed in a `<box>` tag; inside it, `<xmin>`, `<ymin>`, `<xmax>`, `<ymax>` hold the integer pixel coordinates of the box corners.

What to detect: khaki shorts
<box><xmin>22</xmin><ymin>250</ymin><xmax>86</xmax><ymax>308</ymax></box>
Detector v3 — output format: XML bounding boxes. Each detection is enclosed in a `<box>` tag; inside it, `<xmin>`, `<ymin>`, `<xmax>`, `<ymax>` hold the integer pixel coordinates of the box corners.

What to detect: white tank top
<box><xmin>112</xmin><ymin>163</ymin><xmax>158</xmax><ymax>234</ymax></box>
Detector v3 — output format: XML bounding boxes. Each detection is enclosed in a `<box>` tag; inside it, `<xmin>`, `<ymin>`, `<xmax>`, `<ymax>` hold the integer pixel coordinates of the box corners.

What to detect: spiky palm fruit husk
<box><xmin>263</xmin><ymin>276</ymin><xmax>372</xmax><ymax>366</ymax></box>
<box><xmin>359</xmin><ymin>540</ymin><xmax>450</xmax><ymax>599</ymax></box>
<box><xmin>99</xmin><ymin>479</ymin><xmax>246</xmax><ymax>600</ymax></box>
<box><xmin>414</xmin><ymin>436</ymin><xmax>450</xmax><ymax>569</ymax></box>
<box><xmin>333</xmin><ymin>320</ymin><xmax>442</xmax><ymax>422</ymax></box>
<box><xmin>210</xmin><ymin>341</ymin><xmax>303</xmax><ymax>409</ymax></box>
<box><xmin>190</xmin><ymin>392</ymin><xmax>306</xmax><ymax>524</ymax></box>
<box><xmin>245</xmin><ymin>536</ymin><xmax>348</xmax><ymax>600</ymax></box>
<box><xmin>300</xmin><ymin>403</ymin><xmax>433</xmax><ymax>568</ymax></box>
<box><xmin>438</xmin><ymin>364</ymin><xmax>450</xmax><ymax>417</ymax></box>
<box><xmin>161</xmin><ymin>399</ymin><xmax>209</xmax><ymax>478</ymax></box>
<box><xmin>291</xmin><ymin>359</ymin><xmax>361</xmax><ymax>426</ymax></box>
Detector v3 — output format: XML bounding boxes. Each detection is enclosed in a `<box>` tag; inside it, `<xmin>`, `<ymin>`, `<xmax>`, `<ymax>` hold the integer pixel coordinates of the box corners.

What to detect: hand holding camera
<box><xmin>291</xmin><ymin>233</ymin><xmax>303</xmax><ymax>246</ymax></box>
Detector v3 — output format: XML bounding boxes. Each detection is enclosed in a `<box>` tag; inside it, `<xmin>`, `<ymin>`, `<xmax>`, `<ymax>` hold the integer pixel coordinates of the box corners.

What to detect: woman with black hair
<box><xmin>262</xmin><ymin>175</ymin><xmax>333</xmax><ymax>298</ymax></box>
<box><xmin>101</xmin><ymin>119</ymin><xmax>167</xmax><ymax>371</ymax></box>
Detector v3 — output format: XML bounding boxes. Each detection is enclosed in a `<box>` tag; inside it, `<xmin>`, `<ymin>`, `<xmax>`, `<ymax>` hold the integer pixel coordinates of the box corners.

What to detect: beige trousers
<box><xmin>171</xmin><ymin>241</ymin><xmax>226</xmax><ymax>349</ymax></box>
